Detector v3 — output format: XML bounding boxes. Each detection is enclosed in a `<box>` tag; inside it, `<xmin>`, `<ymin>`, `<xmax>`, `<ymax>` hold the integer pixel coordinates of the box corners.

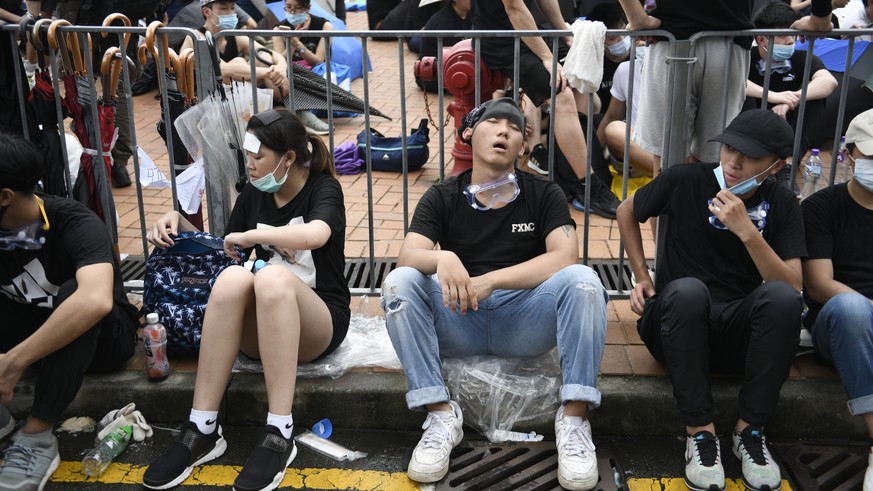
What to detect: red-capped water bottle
<box><xmin>143</xmin><ymin>313</ymin><xmax>170</xmax><ymax>381</ymax></box>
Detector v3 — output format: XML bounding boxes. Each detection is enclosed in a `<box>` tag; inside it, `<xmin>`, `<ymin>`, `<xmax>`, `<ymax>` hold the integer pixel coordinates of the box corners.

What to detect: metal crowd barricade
<box><xmin>3</xmin><ymin>22</ymin><xmax>869</xmax><ymax>297</ymax></box>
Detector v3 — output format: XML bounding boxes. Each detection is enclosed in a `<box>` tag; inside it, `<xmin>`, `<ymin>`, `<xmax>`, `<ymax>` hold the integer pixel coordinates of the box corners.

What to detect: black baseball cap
<box><xmin>709</xmin><ymin>109</ymin><xmax>794</xmax><ymax>159</ymax></box>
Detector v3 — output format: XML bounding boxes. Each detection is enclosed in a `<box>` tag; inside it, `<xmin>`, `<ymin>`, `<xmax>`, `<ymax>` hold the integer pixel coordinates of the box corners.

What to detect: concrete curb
<box><xmin>8</xmin><ymin>371</ymin><xmax>862</xmax><ymax>438</ymax></box>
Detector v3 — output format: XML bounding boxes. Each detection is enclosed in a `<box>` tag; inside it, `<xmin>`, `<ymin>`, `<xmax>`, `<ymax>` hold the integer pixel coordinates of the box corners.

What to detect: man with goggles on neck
<box><xmin>617</xmin><ymin>109</ymin><xmax>806</xmax><ymax>491</ymax></box>
<box><xmin>0</xmin><ymin>133</ymin><xmax>138</xmax><ymax>490</ymax></box>
<box><xmin>381</xmin><ymin>98</ymin><xmax>608</xmax><ymax>491</ymax></box>
<box><xmin>801</xmin><ymin>108</ymin><xmax>873</xmax><ymax>491</ymax></box>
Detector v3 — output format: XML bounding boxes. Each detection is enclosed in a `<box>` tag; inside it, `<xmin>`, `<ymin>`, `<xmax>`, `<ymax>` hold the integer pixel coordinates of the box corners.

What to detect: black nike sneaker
<box><xmin>233</xmin><ymin>425</ymin><xmax>298</xmax><ymax>491</ymax></box>
<box><xmin>143</xmin><ymin>422</ymin><xmax>227</xmax><ymax>489</ymax></box>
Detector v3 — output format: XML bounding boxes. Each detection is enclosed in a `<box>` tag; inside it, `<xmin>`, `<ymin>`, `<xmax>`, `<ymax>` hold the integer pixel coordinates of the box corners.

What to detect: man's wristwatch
<box><xmin>295</xmin><ymin>46</ymin><xmax>305</xmax><ymax>56</ymax></box>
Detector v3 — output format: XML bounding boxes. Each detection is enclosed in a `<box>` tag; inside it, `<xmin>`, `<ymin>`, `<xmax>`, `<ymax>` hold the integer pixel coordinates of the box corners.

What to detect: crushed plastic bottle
<box><xmin>81</xmin><ymin>425</ymin><xmax>132</xmax><ymax>478</ymax></box>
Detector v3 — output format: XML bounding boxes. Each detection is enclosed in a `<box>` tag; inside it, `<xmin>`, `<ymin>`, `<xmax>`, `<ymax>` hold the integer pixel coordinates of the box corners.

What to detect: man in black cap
<box><xmin>616</xmin><ymin>109</ymin><xmax>805</xmax><ymax>491</ymax></box>
<box><xmin>381</xmin><ymin>98</ymin><xmax>608</xmax><ymax>490</ymax></box>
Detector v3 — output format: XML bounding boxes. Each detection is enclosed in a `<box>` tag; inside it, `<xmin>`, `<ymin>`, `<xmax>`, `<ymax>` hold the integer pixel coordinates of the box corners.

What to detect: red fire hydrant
<box><xmin>415</xmin><ymin>39</ymin><xmax>505</xmax><ymax>175</ymax></box>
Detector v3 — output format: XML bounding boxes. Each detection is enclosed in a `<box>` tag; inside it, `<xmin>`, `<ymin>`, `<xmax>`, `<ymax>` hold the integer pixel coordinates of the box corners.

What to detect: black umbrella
<box><xmin>262</xmin><ymin>48</ymin><xmax>390</xmax><ymax>119</ymax></box>
<box><xmin>26</xmin><ymin>19</ymin><xmax>69</xmax><ymax>197</ymax></box>
<box><xmin>148</xmin><ymin>22</ymin><xmax>204</xmax><ymax>230</ymax></box>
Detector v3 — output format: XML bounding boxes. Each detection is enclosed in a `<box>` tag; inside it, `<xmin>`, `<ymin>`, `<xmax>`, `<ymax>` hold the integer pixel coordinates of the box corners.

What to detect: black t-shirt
<box><xmin>198</xmin><ymin>27</ymin><xmax>240</xmax><ymax>62</ymax></box>
<box><xmin>747</xmin><ymin>49</ymin><xmax>826</xmax><ymax>95</ymax></box>
<box><xmin>801</xmin><ymin>183</ymin><xmax>873</xmax><ymax>322</ymax></box>
<box><xmin>471</xmin><ymin>0</ymin><xmax>538</xmax><ymax>69</ymax></box>
<box><xmin>632</xmin><ymin>163</ymin><xmax>806</xmax><ymax>302</ymax></box>
<box><xmin>280</xmin><ymin>15</ymin><xmax>328</xmax><ymax>58</ymax></box>
<box><xmin>598</xmin><ymin>57</ymin><xmax>621</xmax><ymax>116</ymax></box>
<box><xmin>650</xmin><ymin>0</ymin><xmax>754</xmax><ymax>48</ymax></box>
<box><xmin>408</xmin><ymin>170</ymin><xmax>574</xmax><ymax>277</ymax></box>
<box><xmin>225</xmin><ymin>173</ymin><xmax>350</xmax><ymax>318</ymax></box>
<box><xmin>0</xmin><ymin>0</ymin><xmax>24</xmax><ymax>16</ymax></box>
<box><xmin>0</xmin><ymin>195</ymin><xmax>131</xmax><ymax>315</ymax></box>
<box><xmin>419</xmin><ymin>4</ymin><xmax>472</xmax><ymax>58</ymax></box>
<box><xmin>651</xmin><ymin>0</ymin><xmax>831</xmax><ymax>49</ymax></box>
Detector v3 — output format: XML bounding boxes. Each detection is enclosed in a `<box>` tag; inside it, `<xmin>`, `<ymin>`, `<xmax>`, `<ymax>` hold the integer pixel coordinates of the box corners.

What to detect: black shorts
<box><xmin>319</xmin><ymin>304</ymin><xmax>350</xmax><ymax>359</ymax></box>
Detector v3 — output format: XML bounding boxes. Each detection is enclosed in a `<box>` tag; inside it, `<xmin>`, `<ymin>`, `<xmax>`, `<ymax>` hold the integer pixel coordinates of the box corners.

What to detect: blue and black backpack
<box><xmin>142</xmin><ymin>231</ymin><xmax>244</xmax><ymax>356</ymax></box>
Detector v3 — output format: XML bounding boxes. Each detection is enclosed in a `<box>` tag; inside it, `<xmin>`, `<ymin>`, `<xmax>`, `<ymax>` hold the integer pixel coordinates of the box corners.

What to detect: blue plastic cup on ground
<box><xmin>312</xmin><ymin>418</ymin><xmax>332</xmax><ymax>439</ymax></box>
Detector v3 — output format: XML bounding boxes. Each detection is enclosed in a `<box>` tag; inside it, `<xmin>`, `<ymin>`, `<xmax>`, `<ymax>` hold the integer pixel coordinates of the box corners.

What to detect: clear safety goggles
<box><xmin>463</xmin><ymin>173</ymin><xmax>520</xmax><ymax>211</ymax></box>
<box><xmin>0</xmin><ymin>196</ymin><xmax>50</xmax><ymax>251</ymax></box>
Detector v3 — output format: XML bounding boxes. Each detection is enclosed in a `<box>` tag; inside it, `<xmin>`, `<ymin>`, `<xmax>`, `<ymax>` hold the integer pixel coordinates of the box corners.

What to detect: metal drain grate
<box><xmin>123</xmin><ymin>256</ymin><xmax>640</xmax><ymax>298</ymax></box>
<box><xmin>435</xmin><ymin>441</ymin><xmax>624</xmax><ymax>491</ymax></box>
<box><xmin>775</xmin><ymin>442</ymin><xmax>869</xmax><ymax>491</ymax></box>
<box><xmin>121</xmin><ymin>255</ymin><xmax>146</xmax><ymax>284</ymax></box>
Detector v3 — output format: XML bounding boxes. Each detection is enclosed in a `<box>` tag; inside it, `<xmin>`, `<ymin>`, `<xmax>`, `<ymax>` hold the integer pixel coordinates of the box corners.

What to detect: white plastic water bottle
<box><xmin>834</xmin><ymin>136</ymin><xmax>853</xmax><ymax>185</ymax></box>
<box><xmin>81</xmin><ymin>425</ymin><xmax>132</xmax><ymax>477</ymax></box>
<box><xmin>143</xmin><ymin>313</ymin><xmax>170</xmax><ymax>381</ymax></box>
<box><xmin>801</xmin><ymin>149</ymin><xmax>822</xmax><ymax>200</ymax></box>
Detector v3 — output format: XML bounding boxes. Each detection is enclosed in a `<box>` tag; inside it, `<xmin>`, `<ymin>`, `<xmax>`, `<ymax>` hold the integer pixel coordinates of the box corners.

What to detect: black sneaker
<box><xmin>572</xmin><ymin>175</ymin><xmax>620</xmax><ymax>219</ymax></box>
<box><xmin>111</xmin><ymin>163</ymin><xmax>132</xmax><ymax>188</ymax></box>
<box><xmin>527</xmin><ymin>144</ymin><xmax>550</xmax><ymax>175</ymax></box>
<box><xmin>233</xmin><ymin>425</ymin><xmax>298</xmax><ymax>491</ymax></box>
<box><xmin>143</xmin><ymin>423</ymin><xmax>227</xmax><ymax>490</ymax></box>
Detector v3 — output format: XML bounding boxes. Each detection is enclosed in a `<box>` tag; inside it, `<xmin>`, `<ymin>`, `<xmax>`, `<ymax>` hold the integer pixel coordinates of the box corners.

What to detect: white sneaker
<box><xmin>732</xmin><ymin>426</ymin><xmax>781</xmax><ymax>491</ymax></box>
<box><xmin>863</xmin><ymin>451</ymin><xmax>872</xmax><ymax>491</ymax></box>
<box><xmin>555</xmin><ymin>406</ymin><xmax>598</xmax><ymax>490</ymax></box>
<box><xmin>685</xmin><ymin>431</ymin><xmax>725</xmax><ymax>491</ymax></box>
<box><xmin>407</xmin><ymin>401</ymin><xmax>463</xmax><ymax>483</ymax></box>
<box><xmin>296</xmin><ymin>110</ymin><xmax>330</xmax><ymax>135</ymax></box>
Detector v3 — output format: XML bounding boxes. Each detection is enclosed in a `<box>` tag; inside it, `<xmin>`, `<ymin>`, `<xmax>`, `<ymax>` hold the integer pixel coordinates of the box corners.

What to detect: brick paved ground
<box><xmin>110</xmin><ymin>11</ymin><xmax>835</xmax><ymax>380</ymax></box>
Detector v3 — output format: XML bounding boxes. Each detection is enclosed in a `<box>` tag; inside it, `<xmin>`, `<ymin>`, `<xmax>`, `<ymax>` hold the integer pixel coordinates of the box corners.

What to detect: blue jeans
<box><xmin>381</xmin><ymin>264</ymin><xmax>607</xmax><ymax>411</ymax></box>
<box><xmin>812</xmin><ymin>292</ymin><xmax>873</xmax><ymax>416</ymax></box>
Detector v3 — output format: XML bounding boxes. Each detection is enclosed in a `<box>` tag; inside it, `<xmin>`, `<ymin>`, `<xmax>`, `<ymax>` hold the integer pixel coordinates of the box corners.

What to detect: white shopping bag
<box><xmin>137</xmin><ymin>146</ymin><xmax>171</xmax><ymax>188</ymax></box>
<box><xmin>175</xmin><ymin>158</ymin><xmax>205</xmax><ymax>214</ymax></box>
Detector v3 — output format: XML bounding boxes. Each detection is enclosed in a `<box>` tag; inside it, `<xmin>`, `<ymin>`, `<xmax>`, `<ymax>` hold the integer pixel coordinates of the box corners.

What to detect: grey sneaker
<box><xmin>685</xmin><ymin>431</ymin><xmax>725</xmax><ymax>491</ymax></box>
<box><xmin>0</xmin><ymin>405</ymin><xmax>15</xmax><ymax>441</ymax></box>
<box><xmin>864</xmin><ymin>451</ymin><xmax>872</xmax><ymax>491</ymax></box>
<box><xmin>732</xmin><ymin>426</ymin><xmax>781</xmax><ymax>491</ymax></box>
<box><xmin>407</xmin><ymin>401</ymin><xmax>463</xmax><ymax>483</ymax></box>
<box><xmin>554</xmin><ymin>407</ymin><xmax>598</xmax><ymax>490</ymax></box>
<box><xmin>296</xmin><ymin>110</ymin><xmax>330</xmax><ymax>135</ymax></box>
<box><xmin>0</xmin><ymin>429</ymin><xmax>61</xmax><ymax>491</ymax></box>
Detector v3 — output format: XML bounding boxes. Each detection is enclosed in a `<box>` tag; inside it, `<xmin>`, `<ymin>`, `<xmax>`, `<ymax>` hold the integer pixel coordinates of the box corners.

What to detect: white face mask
<box><xmin>853</xmin><ymin>158</ymin><xmax>873</xmax><ymax>192</ymax></box>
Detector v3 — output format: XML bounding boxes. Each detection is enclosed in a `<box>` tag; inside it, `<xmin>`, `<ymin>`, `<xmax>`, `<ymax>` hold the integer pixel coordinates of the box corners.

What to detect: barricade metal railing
<box><xmin>3</xmin><ymin>22</ymin><xmax>871</xmax><ymax>298</ymax></box>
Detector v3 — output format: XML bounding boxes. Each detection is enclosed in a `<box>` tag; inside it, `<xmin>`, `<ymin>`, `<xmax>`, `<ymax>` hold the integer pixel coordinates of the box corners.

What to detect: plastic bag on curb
<box><xmin>444</xmin><ymin>350</ymin><xmax>562</xmax><ymax>443</ymax></box>
<box><xmin>232</xmin><ymin>313</ymin><xmax>401</xmax><ymax>378</ymax></box>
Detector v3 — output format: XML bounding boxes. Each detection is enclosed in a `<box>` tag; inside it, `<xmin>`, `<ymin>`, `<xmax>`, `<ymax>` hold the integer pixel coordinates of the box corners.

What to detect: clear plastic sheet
<box><xmin>444</xmin><ymin>350</ymin><xmax>562</xmax><ymax>443</ymax></box>
<box><xmin>232</xmin><ymin>313</ymin><xmax>401</xmax><ymax>378</ymax></box>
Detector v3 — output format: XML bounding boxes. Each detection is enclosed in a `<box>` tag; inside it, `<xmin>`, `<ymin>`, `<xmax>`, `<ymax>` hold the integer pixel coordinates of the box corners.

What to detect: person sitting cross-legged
<box><xmin>617</xmin><ymin>109</ymin><xmax>807</xmax><ymax>491</ymax></box>
<box><xmin>0</xmin><ymin>132</ymin><xmax>139</xmax><ymax>491</ymax></box>
<box><xmin>381</xmin><ymin>98</ymin><xmax>608</xmax><ymax>491</ymax></box>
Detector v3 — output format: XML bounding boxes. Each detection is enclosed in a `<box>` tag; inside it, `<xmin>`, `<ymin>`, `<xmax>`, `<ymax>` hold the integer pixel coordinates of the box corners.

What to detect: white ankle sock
<box><xmin>189</xmin><ymin>409</ymin><xmax>219</xmax><ymax>435</ymax></box>
<box><xmin>267</xmin><ymin>412</ymin><xmax>294</xmax><ymax>439</ymax></box>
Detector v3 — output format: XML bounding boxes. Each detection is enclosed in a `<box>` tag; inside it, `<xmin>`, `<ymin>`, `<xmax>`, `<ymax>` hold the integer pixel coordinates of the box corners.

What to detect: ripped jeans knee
<box><xmin>380</xmin><ymin>266</ymin><xmax>429</xmax><ymax>315</ymax></box>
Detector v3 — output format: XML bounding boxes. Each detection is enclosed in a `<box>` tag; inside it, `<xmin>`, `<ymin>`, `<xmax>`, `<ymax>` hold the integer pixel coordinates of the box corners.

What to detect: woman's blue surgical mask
<box><xmin>607</xmin><ymin>36</ymin><xmax>631</xmax><ymax>57</ymax></box>
<box><xmin>251</xmin><ymin>156</ymin><xmax>289</xmax><ymax>193</ymax></box>
<box><xmin>713</xmin><ymin>160</ymin><xmax>779</xmax><ymax>195</ymax></box>
<box><xmin>217</xmin><ymin>13</ymin><xmax>238</xmax><ymax>30</ymax></box>
<box><xmin>770</xmin><ymin>43</ymin><xmax>795</xmax><ymax>62</ymax></box>
<box><xmin>286</xmin><ymin>13</ymin><xmax>308</xmax><ymax>26</ymax></box>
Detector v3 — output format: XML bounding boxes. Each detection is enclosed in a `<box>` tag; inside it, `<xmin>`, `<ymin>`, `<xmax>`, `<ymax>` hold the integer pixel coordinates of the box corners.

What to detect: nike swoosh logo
<box><xmin>206</xmin><ymin>419</ymin><xmax>216</xmax><ymax>425</ymax></box>
<box><xmin>285</xmin><ymin>423</ymin><xmax>293</xmax><ymax>429</ymax></box>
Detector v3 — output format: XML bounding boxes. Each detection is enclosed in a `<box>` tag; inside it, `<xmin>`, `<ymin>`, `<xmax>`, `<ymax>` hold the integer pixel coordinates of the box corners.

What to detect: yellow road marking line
<box><xmin>628</xmin><ymin>478</ymin><xmax>792</xmax><ymax>490</ymax></box>
<box><xmin>51</xmin><ymin>461</ymin><xmax>419</xmax><ymax>490</ymax></box>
